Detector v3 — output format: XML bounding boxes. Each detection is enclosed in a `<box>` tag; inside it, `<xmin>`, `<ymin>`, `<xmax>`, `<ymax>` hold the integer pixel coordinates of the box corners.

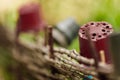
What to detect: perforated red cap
<box><xmin>79</xmin><ymin>22</ymin><xmax>113</xmax><ymax>64</ymax></box>
<box><xmin>79</xmin><ymin>22</ymin><xmax>113</xmax><ymax>41</ymax></box>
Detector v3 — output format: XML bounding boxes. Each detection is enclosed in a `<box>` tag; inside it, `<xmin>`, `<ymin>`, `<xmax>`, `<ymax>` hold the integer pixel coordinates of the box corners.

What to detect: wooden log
<box><xmin>110</xmin><ymin>33</ymin><xmax>120</xmax><ymax>79</ymax></box>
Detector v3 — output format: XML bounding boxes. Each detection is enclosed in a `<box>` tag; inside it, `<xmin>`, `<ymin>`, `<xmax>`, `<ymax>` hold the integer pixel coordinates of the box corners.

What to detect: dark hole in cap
<box><xmin>92</xmin><ymin>37</ymin><xmax>94</xmax><ymax>39</ymax></box>
<box><xmin>90</xmin><ymin>23</ymin><xmax>94</xmax><ymax>25</ymax></box>
<box><xmin>103</xmin><ymin>33</ymin><xmax>107</xmax><ymax>35</ymax></box>
<box><xmin>82</xmin><ymin>32</ymin><xmax>85</xmax><ymax>34</ymax></box>
<box><xmin>98</xmin><ymin>35</ymin><xmax>102</xmax><ymax>37</ymax></box>
<box><xmin>82</xmin><ymin>30</ymin><xmax>85</xmax><ymax>31</ymax></box>
<box><xmin>102</xmin><ymin>23</ymin><xmax>106</xmax><ymax>25</ymax></box>
<box><xmin>85</xmin><ymin>25</ymin><xmax>88</xmax><ymax>27</ymax></box>
<box><xmin>106</xmin><ymin>26</ymin><xmax>109</xmax><ymax>28</ymax></box>
<box><xmin>92</xmin><ymin>33</ymin><xmax>96</xmax><ymax>36</ymax></box>
<box><xmin>107</xmin><ymin>30</ymin><xmax>110</xmax><ymax>32</ymax></box>
<box><xmin>96</xmin><ymin>23</ymin><xmax>100</xmax><ymax>26</ymax></box>
<box><xmin>102</xmin><ymin>29</ymin><xmax>106</xmax><ymax>32</ymax></box>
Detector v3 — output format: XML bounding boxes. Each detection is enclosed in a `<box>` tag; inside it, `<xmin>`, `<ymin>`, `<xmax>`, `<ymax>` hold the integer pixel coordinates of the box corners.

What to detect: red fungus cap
<box><xmin>79</xmin><ymin>22</ymin><xmax>113</xmax><ymax>64</ymax></box>
<box><xmin>17</xmin><ymin>3</ymin><xmax>45</xmax><ymax>33</ymax></box>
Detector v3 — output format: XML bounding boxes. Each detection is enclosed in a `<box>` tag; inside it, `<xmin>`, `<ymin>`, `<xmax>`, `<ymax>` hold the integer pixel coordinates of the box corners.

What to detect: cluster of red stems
<box><xmin>16</xmin><ymin>2</ymin><xmax>113</xmax><ymax>67</ymax></box>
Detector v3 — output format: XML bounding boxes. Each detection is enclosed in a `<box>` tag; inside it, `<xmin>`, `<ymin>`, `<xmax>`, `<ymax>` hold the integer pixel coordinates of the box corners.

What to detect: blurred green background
<box><xmin>0</xmin><ymin>0</ymin><xmax>120</xmax><ymax>79</ymax></box>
